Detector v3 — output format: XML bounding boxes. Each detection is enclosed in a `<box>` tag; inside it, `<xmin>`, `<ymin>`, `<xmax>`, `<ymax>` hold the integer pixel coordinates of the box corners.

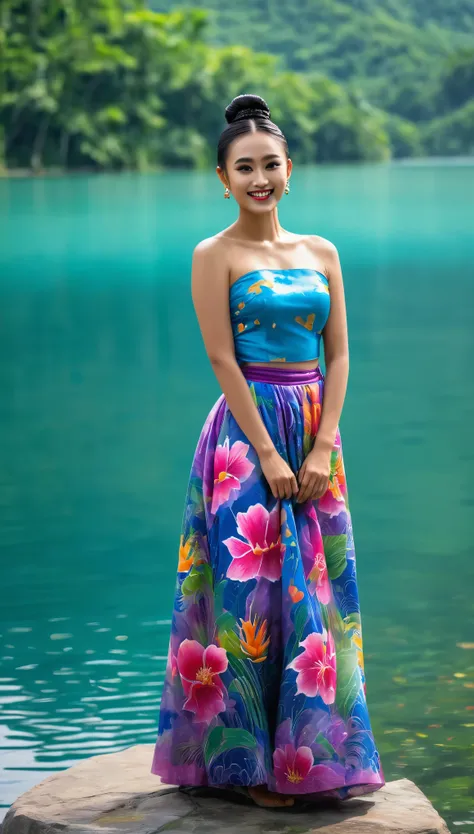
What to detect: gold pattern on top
<box><xmin>295</xmin><ymin>313</ymin><xmax>316</xmax><ymax>330</ymax></box>
<box><xmin>247</xmin><ymin>277</ymin><xmax>275</xmax><ymax>294</ymax></box>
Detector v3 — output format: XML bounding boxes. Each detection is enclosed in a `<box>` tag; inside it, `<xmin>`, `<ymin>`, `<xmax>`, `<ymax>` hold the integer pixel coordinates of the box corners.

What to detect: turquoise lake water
<box><xmin>0</xmin><ymin>162</ymin><xmax>473</xmax><ymax>829</ymax></box>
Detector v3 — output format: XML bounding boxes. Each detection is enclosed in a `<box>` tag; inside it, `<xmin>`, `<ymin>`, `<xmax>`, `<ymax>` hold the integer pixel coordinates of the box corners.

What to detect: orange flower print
<box><xmin>302</xmin><ymin>385</ymin><xmax>322</xmax><ymax>439</ymax></box>
<box><xmin>318</xmin><ymin>434</ymin><xmax>349</xmax><ymax>516</ymax></box>
<box><xmin>178</xmin><ymin>534</ymin><xmax>194</xmax><ymax>573</ymax></box>
<box><xmin>328</xmin><ymin>446</ymin><xmax>346</xmax><ymax>502</ymax></box>
<box><xmin>238</xmin><ymin>613</ymin><xmax>270</xmax><ymax>663</ymax></box>
<box><xmin>288</xmin><ymin>579</ymin><xmax>304</xmax><ymax>603</ymax></box>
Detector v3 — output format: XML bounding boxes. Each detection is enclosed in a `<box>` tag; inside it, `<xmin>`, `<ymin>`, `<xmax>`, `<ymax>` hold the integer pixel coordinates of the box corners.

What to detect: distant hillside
<box><xmin>149</xmin><ymin>0</ymin><xmax>474</xmax><ymax>121</ymax></box>
<box><xmin>2</xmin><ymin>1</ymin><xmax>472</xmax><ymax>172</ymax></box>
<box><xmin>369</xmin><ymin>0</ymin><xmax>474</xmax><ymax>32</ymax></box>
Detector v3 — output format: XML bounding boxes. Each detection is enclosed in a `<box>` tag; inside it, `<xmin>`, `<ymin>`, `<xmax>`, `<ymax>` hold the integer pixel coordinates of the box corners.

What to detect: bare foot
<box><xmin>247</xmin><ymin>784</ymin><xmax>295</xmax><ymax>807</ymax></box>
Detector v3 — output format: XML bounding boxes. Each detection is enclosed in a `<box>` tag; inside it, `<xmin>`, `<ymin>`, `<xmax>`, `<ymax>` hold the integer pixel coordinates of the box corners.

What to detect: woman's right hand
<box><xmin>258</xmin><ymin>447</ymin><xmax>299</xmax><ymax>500</ymax></box>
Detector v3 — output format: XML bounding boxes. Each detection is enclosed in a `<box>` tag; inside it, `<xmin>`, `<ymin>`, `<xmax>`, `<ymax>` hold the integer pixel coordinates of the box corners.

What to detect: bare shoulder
<box><xmin>193</xmin><ymin>234</ymin><xmax>226</xmax><ymax>262</ymax></box>
<box><xmin>307</xmin><ymin>234</ymin><xmax>342</xmax><ymax>283</ymax></box>
<box><xmin>192</xmin><ymin>235</ymin><xmax>230</xmax><ymax>282</ymax></box>
<box><xmin>191</xmin><ymin>235</ymin><xmax>232</xmax><ymax>309</ymax></box>
<box><xmin>307</xmin><ymin>233</ymin><xmax>339</xmax><ymax>262</ymax></box>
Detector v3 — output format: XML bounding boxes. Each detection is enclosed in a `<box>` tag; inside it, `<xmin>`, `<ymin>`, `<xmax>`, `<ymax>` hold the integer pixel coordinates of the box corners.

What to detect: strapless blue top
<box><xmin>230</xmin><ymin>268</ymin><xmax>330</xmax><ymax>365</ymax></box>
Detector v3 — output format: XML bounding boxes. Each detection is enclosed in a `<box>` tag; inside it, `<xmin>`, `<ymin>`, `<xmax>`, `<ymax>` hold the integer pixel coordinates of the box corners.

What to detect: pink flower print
<box><xmin>287</xmin><ymin>628</ymin><xmax>337</xmax><ymax>704</ymax></box>
<box><xmin>167</xmin><ymin>644</ymin><xmax>178</xmax><ymax>679</ymax></box>
<box><xmin>211</xmin><ymin>437</ymin><xmax>254</xmax><ymax>514</ymax></box>
<box><xmin>304</xmin><ymin>506</ymin><xmax>331</xmax><ymax>604</ymax></box>
<box><xmin>176</xmin><ymin>639</ymin><xmax>228</xmax><ymax>724</ymax></box>
<box><xmin>223</xmin><ymin>501</ymin><xmax>285</xmax><ymax>583</ymax></box>
<box><xmin>308</xmin><ymin>551</ymin><xmax>331</xmax><ymax>604</ymax></box>
<box><xmin>273</xmin><ymin>743</ymin><xmax>344</xmax><ymax>793</ymax></box>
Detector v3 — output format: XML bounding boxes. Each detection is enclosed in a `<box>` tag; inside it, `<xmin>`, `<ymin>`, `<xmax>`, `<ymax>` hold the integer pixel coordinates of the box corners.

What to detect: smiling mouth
<box><xmin>248</xmin><ymin>189</ymin><xmax>274</xmax><ymax>200</ymax></box>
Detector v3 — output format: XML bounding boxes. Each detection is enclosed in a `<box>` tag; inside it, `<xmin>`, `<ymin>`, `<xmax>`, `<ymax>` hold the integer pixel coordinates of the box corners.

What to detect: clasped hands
<box><xmin>259</xmin><ymin>442</ymin><xmax>332</xmax><ymax>503</ymax></box>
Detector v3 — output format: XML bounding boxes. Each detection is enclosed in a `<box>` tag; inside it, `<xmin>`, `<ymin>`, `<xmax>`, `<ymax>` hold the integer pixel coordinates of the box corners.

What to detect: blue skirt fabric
<box><xmin>151</xmin><ymin>363</ymin><xmax>385</xmax><ymax>799</ymax></box>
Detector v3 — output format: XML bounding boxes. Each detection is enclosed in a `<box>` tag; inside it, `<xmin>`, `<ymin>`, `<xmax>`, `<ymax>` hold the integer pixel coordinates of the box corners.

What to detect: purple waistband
<box><xmin>241</xmin><ymin>364</ymin><xmax>324</xmax><ymax>386</ymax></box>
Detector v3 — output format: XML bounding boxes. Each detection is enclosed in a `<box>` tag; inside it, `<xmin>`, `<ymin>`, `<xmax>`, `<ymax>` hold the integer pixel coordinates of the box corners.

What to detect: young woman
<box><xmin>150</xmin><ymin>93</ymin><xmax>385</xmax><ymax>809</ymax></box>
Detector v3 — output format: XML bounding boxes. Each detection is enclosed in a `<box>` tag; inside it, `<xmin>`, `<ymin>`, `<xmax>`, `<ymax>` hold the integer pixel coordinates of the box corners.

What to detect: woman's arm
<box><xmin>312</xmin><ymin>238</ymin><xmax>350</xmax><ymax>453</ymax></box>
<box><xmin>295</xmin><ymin>239</ymin><xmax>349</xmax><ymax>503</ymax></box>
<box><xmin>191</xmin><ymin>239</ymin><xmax>276</xmax><ymax>459</ymax></box>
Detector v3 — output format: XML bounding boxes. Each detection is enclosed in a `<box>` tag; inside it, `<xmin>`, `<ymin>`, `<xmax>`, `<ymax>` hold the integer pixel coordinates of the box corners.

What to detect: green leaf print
<box><xmin>214</xmin><ymin>579</ymin><xmax>226</xmax><ymax>619</ymax></box>
<box><xmin>330</xmin><ymin>448</ymin><xmax>339</xmax><ymax>472</ymax></box>
<box><xmin>255</xmin><ymin>394</ymin><xmax>275</xmax><ymax>409</ymax></box>
<box><xmin>181</xmin><ymin>563</ymin><xmax>213</xmax><ymax>596</ymax></box>
<box><xmin>286</xmin><ymin>631</ymin><xmax>296</xmax><ymax>661</ymax></box>
<box><xmin>204</xmin><ymin>726</ymin><xmax>257</xmax><ymax>767</ymax></box>
<box><xmin>216</xmin><ymin>611</ymin><xmax>246</xmax><ymax>658</ymax></box>
<box><xmin>314</xmin><ymin>731</ymin><xmax>338</xmax><ymax>759</ymax></box>
<box><xmin>335</xmin><ymin>644</ymin><xmax>362</xmax><ymax>719</ymax></box>
<box><xmin>303</xmin><ymin>430</ymin><xmax>312</xmax><ymax>459</ymax></box>
<box><xmin>248</xmin><ymin>382</ymin><xmax>275</xmax><ymax>410</ymax></box>
<box><xmin>189</xmin><ymin>477</ymin><xmax>204</xmax><ymax>518</ymax></box>
<box><xmin>181</xmin><ymin>569</ymin><xmax>202</xmax><ymax>596</ymax></box>
<box><xmin>293</xmin><ymin>602</ymin><xmax>309</xmax><ymax>647</ymax></box>
<box><xmin>323</xmin><ymin>534</ymin><xmax>348</xmax><ymax>580</ymax></box>
<box><xmin>228</xmin><ymin>678</ymin><xmax>260</xmax><ymax>731</ymax></box>
<box><xmin>343</xmin><ymin>612</ymin><xmax>361</xmax><ymax>636</ymax></box>
<box><xmin>327</xmin><ymin>603</ymin><xmax>349</xmax><ymax>644</ymax></box>
<box><xmin>227</xmin><ymin>654</ymin><xmax>268</xmax><ymax>730</ymax></box>
<box><xmin>320</xmin><ymin>604</ymin><xmax>329</xmax><ymax>632</ymax></box>
<box><xmin>249</xmin><ymin>383</ymin><xmax>258</xmax><ymax>408</ymax></box>
<box><xmin>200</xmin><ymin>562</ymin><xmax>213</xmax><ymax>588</ymax></box>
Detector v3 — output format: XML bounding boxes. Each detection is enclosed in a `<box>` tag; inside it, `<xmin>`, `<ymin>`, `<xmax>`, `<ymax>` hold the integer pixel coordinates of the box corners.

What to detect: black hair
<box><xmin>217</xmin><ymin>93</ymin><xmax>289</xmax><ymax>173</ymax></box>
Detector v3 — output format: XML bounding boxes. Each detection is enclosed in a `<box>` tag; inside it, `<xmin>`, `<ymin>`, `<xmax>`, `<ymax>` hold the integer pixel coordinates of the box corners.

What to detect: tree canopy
<box><xmin>1</xmin><ymin>0</ymin><xmax>472</xmax><ymax>172</ymax></box>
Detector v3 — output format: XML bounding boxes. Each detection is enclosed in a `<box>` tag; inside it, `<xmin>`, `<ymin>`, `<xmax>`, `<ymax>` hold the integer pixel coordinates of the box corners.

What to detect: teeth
<box><xmin>249</xmin><ymin>191</ymin><xmax>272</xmax><ymax>197</ymax></box>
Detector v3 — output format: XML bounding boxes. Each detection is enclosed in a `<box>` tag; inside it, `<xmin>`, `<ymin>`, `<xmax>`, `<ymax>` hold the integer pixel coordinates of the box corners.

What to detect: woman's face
<box><xmin>218</xmin><ymin>130</ymin><xmax>291</xmax><ymax>210</ymax></box>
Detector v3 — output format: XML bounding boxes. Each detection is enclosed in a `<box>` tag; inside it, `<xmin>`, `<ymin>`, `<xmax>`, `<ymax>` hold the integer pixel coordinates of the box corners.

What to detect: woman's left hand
<box><xmin>296</xmin><ymin>445</ymin><xmax>331</xmax><ymax>503</ymax></box>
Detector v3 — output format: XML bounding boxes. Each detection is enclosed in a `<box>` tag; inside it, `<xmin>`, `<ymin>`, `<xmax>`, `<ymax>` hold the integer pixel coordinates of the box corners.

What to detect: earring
<box><xmin>224</xmin><ymin>186</ymin><xmax>230</xmax><ymax>199</ymax></box>
<box><xmin>285</xmin><ymin>179</ymin><xmax>290</xmax><ymax>195</ymax></box>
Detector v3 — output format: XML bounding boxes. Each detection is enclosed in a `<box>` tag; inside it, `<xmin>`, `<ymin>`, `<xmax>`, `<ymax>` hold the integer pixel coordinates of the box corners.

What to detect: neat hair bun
<box><xmin>225</xmin><ymin>94</ymin><xmax>271</xmax><ymax>125</ymax></box>
<box><xmin>217</xmin><ymin>93</ymin><xmax>288</xmax><ymax>171</ymax></box>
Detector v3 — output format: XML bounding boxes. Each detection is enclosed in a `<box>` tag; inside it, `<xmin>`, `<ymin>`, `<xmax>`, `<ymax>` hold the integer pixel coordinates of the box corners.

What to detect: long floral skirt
<box><xmin>151</xmin><ymin>363</ymin><xmax>385</xmax><ymax>799</ymax></box>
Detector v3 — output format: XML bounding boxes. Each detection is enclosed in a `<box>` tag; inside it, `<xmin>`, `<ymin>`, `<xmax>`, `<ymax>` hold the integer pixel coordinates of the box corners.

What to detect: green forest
<box><xmin>1</xmin><ymin>0</ymin><xmax>473</xmax><ymax>173</ymax></box>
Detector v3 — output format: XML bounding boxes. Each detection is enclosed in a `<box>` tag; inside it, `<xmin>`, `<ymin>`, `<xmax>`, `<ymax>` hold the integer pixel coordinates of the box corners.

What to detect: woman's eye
<box><xmin>237</xmin><ymin>162</ymin><xmax>280</xmax><ymax>171</ymax></box>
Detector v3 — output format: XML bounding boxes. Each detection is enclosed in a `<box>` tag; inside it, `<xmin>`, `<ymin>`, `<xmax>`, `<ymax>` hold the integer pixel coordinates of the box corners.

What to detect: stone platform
<box><xmin>0</xmin><ymin>743</ymin><xmax>450</xmax><ymax>834</ymax></box>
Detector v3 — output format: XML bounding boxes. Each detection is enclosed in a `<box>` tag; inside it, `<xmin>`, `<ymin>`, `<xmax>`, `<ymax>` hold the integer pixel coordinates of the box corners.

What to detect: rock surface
<box><xmin>0</xmin><ymin>743</ymin><xmax>450</xmax><ymax>834</ymax></box>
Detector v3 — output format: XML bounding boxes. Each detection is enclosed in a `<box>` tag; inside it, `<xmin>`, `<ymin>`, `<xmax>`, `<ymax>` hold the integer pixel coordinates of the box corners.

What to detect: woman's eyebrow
<box><xmin>234</xmin><ymin>153</ymin><xmax>280</xmax><ymax>164</ymax></box>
